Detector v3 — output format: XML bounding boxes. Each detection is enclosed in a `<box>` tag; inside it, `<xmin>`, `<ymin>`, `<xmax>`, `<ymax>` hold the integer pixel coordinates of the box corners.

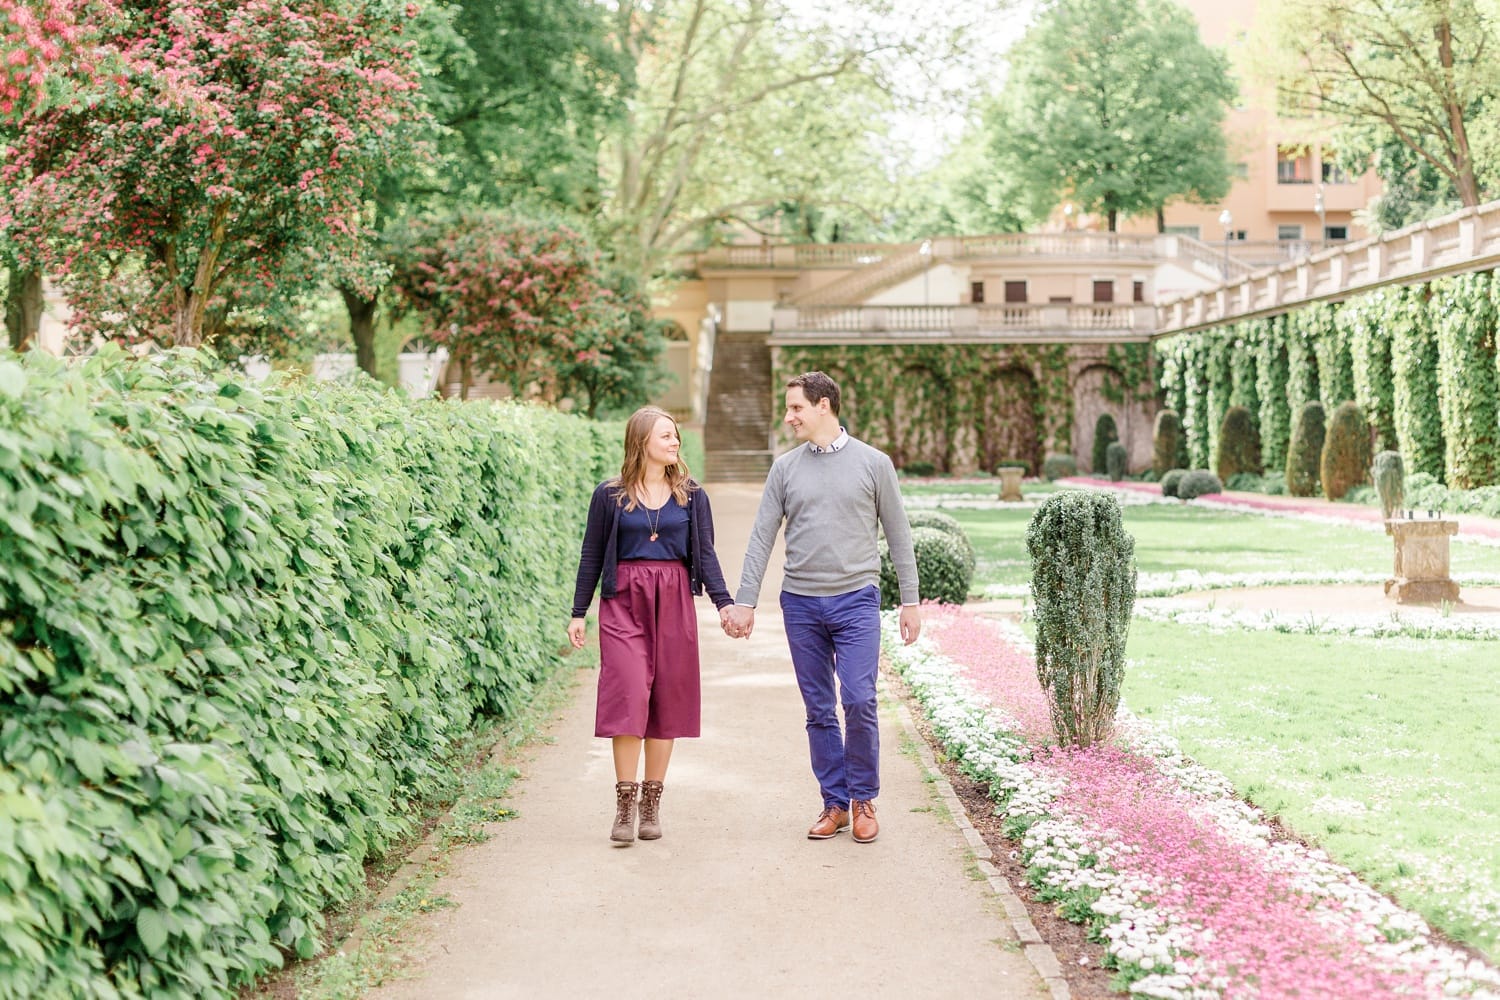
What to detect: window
<box><xmin>970</xmin><ymin>281</ymin><xmax>985</xmax><ymax>304</ymax></box>
<box><xmin>1277</xmin><ymin>224</ymin><xmax>1304</xmax><ymax>241</ymax></box>
<box><xmin>1004</xmin><ymin>280</ymin><xmax>1028</xmax><ymax>303</ymax></box>
<box><xmin>1321</xmin><ymin>152</ymin><xmax>1350</xmax><ymax>184</ymax></box>
<box><xmin>1324</xmin><ymin>225</ymin><xmax>1349</xmax><ymax>242</ymax></box>
<box><xmin>1133</xmin><ymin>280</ymin><xmax>1145</xmax><ymax>303</ymax></box>
<box><xmin>1163</xmin><ymin>225</ymin><xmax>1201</xmax><ymax>239</ymax></box>
<box><xmin>1093</xmin><ymin>280</ymin><xmax>1114</xmax><ymax>303</ymax></box>
<box><xmin>1277</xmin><ymin>145</ymin><xmax>1313</xmax><ymax>184</ymax></box>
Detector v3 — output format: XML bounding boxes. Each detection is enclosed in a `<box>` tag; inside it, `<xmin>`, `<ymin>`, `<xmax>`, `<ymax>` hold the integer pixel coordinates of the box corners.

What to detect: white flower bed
<box><xmin>1133</xmin><ymin>602</ymin><xmax>1500</xmax><ymax>640</ymax></box>
<box><xmin>883</xmin><ymin>612</ymin><xmax>1500</xmax><ymax>999</ymax></box>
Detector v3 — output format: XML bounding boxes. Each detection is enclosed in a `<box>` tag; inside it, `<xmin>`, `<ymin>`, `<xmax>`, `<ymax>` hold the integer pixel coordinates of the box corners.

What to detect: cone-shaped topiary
<box><xmin>1373</xmin><ymin>450</ymin><xmax>1405</xmax><ymax>521</ymax></box>
<box><xmin>1026</xmin><ymin>491</ymin><xmax>1137</xmax><ymax>748</ymax></box>
<box><xmin>1153</xmin><ymin>408</ymin><xmax>1182</xmax><ymax>477</ymax></box>
<box><xmin>1286</xmin><ymin>401</ymin><xmax>1326</xmax><ymax>497</ymax></box>
<box><xmin>1321</xmin><ymin>401</ymin><xmax>1372</xmax><ymax>501</ymax></box>
<box><xmin>1105</xmin><ymin>441</ymin><xmax>1128</xmax><ymax>482</ymax></box>
<box><xmin>1215</xmin><ymin>405</ymin><xmax>1261</xmax><ymax>483</ymax></box>
<box><xmin>1092</xmin><ymin>413</ymin><xmax>1119</xmax><ymax>474</ymax></box>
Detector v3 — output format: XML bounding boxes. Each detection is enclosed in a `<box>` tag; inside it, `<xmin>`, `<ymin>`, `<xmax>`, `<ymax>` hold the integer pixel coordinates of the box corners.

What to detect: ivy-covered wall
<box><xmin>1156</xmin><ymin>270</ymin><xmax>1500</xmax><ymax>487</ymax></box>
<box><xmin>774</xmin><ymin>342</ymin><xmax>1154</xmax><ymax>474</ymax></box>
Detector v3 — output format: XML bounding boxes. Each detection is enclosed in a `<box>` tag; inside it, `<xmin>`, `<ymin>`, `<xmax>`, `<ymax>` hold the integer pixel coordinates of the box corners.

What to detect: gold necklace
<box><xmin>643</xmin><ymin>500</ymin><xmax>663</xmax><ymax>542</ymax></box>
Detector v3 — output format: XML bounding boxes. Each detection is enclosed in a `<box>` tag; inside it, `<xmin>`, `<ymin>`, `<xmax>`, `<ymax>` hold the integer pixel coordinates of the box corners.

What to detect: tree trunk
<box><xmin>1156</xmin><ymin>206</ymin><xmax>1166</xmax><ymax>233</ymax></box>
<box><xmin>340</xmin><ymin>286</ymin><xmax>379</xmax><ymax>377</ymax></box>
<box><xmin>1435</xmin><ymin>18</ymin><xmax>1481</xmax><ymax>207</ymax></box>
<box><xmin>171</xmin><ymin>288</ymin><xmax>208</xmax><ymax>348</ymax></box>
<box><xmin>1107</xmin><ymin>208</ymin><xmax>1119</xmax><ymax>232</ymax></box>
<box><xmin>5</xmin><ymin>266</ymin><xmax>44</xmax><ymax>351</ymax></box>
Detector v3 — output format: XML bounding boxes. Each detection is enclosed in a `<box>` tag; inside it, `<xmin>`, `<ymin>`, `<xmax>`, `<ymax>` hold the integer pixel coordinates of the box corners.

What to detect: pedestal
<box><xmin>1384</xmin><ymin>519</ymin><xmax>1460</xmax><ymax>604</ymax></box>
<box><xmin>998</xmin><ymin>467</ymin><xmax>1024</xmax><ymax>502</ymax></box>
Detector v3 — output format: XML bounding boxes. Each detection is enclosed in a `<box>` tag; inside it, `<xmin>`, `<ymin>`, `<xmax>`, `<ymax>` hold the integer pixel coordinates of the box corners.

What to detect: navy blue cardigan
<box><xmin>571</xmin><ymin>479</ymin><xmax>734</xmax><ymax>619</ymax></box>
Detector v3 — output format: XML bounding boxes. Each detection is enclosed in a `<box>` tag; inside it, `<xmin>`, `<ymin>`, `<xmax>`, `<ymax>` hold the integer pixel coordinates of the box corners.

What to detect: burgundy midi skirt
<box><xmin>596</xmin><ymin>560</ymin><xmax>701</xmax><ymax>739</ymax></box>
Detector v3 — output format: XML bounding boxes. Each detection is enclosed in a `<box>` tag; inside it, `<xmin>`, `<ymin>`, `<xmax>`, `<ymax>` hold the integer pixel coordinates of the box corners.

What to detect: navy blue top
<box><xmin>571</xmin><ymin>479</ymin><xmax>733</xmax><ymax>619</ymax></box>
<box><xmin>617</xmin><ymin>495</ymin><xmax>690</xmax><ymax>560</ymax></box>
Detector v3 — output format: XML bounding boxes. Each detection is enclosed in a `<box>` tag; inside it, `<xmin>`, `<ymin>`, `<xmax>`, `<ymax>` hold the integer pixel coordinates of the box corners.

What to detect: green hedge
<box><xmin>1158</xmin><ymin>271</ymin><xmax>1500</xmax><ymax>488</ymax></box>
<box><xmin>0</xmin><ymin>349</ymin><xmax>613</xmax><ymax>998</ymax></box>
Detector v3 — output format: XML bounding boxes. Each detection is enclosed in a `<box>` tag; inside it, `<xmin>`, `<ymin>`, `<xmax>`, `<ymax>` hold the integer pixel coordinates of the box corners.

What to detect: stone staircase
<box><xmin>704</xmin><ymin>334</ymin><xmax>774</xmax><ymax>483</ymax></box>
<box><xmin>790</xmin><ymin>243</ymin><xmax>930</xmax><ymax>306</ymax></box>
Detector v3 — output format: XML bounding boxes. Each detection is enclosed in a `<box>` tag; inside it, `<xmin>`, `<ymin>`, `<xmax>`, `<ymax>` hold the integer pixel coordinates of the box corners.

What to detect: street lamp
<box><xmin>1063</xmin><ymin>202</ymin><xmax>1074</xmax><ymax>231</ymax></box>
<box><xmin>1314</xmin><ymin>185</ymin><xmax>1326</xmax><ymax>251</ymax></box>
<box><xmin>919</xmin><ymin>238</ymin><xmax>932</xmax><ymax>305</ymax></box>
<box><xmin>1218</xmin><ymin>209</ymin><xmax>1233</xmax><ymax>279</ymax></box>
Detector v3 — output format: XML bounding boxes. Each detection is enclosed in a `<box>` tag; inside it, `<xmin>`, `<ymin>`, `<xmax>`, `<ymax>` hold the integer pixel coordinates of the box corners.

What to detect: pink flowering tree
<box><xmin>389</xmin><ymin>212</ymin><xmax>623</xmax><ymax>401</ymax></box>
<box><xmin>0</xmin><ymin>0</ymin><xmax>94</xmax><ymax>117</ymax></box>
<box><xmin>0</xmin><ymin>0</ymin><xmax>426</xmax><ymax>349</ymax></box>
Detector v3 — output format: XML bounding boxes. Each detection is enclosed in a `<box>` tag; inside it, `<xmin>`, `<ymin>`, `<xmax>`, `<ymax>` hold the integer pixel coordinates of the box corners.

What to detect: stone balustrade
<box><xmin>1156</xmin><ymin>200</ymin><xmax>1500</xmax><ymax>335</ymax></box>
<box><xmin>769</xmin><ymin>302</ymin><xmax>1156</xmax><ymax>342</ymax></box>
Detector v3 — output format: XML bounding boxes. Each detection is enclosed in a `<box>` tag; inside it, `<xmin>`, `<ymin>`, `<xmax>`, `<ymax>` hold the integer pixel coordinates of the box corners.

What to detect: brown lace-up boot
<box><xmin>638</xmin><ymin>780</ymin><xmax>664</xmax><ymax>840</ymax></box>
<box><xmin>611</xmin><ymin>781</ymin><xmax>639</xmax><ymax>844</ymax></box>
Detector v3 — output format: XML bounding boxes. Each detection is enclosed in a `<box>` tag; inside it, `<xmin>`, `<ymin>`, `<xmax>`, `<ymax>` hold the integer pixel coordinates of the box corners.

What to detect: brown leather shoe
<box><xmin>851</xmin><ymin>799</ymin><xmax>878</xmax><ymax>843</ymax></box>
<box><xmin>807</xmin><ymin>805</ymin><xmax>850</xmax><ymax>839</ymax></box>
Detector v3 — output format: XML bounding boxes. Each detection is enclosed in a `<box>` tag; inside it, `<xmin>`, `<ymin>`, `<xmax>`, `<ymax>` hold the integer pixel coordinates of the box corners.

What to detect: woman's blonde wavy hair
<box><xmin>611</xmin><ymin>406</ymin><xmax>694</xmax><ymax>510</ymax></box>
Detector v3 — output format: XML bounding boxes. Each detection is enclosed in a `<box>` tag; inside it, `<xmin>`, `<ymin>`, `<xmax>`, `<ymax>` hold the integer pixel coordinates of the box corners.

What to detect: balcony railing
<box><xmin>697</xmin><ymin>232</ymin><xmax>1254</xmax><ymax>279</ymax></box>
<box><xmin>770</xmin><ymin>303</ymin><xmax>1156</xmax><ymax>340</ymax></box>
<box><xmin>1156</xmin><ymin>200</ymin><xmax>1500</xmax><ymax>336</ymax></box>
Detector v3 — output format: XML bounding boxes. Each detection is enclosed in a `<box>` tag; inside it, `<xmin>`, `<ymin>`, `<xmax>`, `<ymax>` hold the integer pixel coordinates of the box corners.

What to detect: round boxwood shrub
<box><xmin>1216</xmin><ymin>405</ymin><xmax>1261</xmax><ymax>483</ymax></box>
<box><xmin>1321</xmin><ymin>400</ymin><xmax>1372</xmax><ymax>501</ymax></box>
<box><xmin>907</xmin><ymin>510</ymin><xmax>975</xmax><ymax>560</ymax></box>
<box><xmin>1373</xmin><ymin>450</ymin><xmax>1405</xmax><ymax>520</ymax></box>
<box><xmin>1160</xmin><ymin>468</ymin><xmax>1189</xmax><ymax>498</ymax></box>
<box><xmin>879</xmin><ymin>527</ymin><xmax>975</xmax><ymax>607</ymax></box>
<box><xmin>1177</xmin><ymin>469</ymin><xmax>1224</xmax><ymax>500</ymax></box>
<box><xmin>1286</xmin><ymin>400</ymin><xmax>1326</xmax><ymax>497</ymax></box>
<box><xmin>1105</xmin><ymin>441</ymin><xmax>1128</xmax><ymax>482</ymax></box>
<box><xmin>1026</xmin><ymin>490</ymin><xmax>1136</xmax><ymax>747</ymax></box>
<box><xmin>1042</xmin><ymin>452</ymin><xmax>1078</xmax><ymax>481</ymax></box>
<box><xmin>1152</xmin><ymin>408</ymin><xmax>1183</xmax><ymax>477</ymax></box>
<box><xmin>901</xmin><ymin>460</ymin><xmax>937</xmax><ymax>477</ymax></box>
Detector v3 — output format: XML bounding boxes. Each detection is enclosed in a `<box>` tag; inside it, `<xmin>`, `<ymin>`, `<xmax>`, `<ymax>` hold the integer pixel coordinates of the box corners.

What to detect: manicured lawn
<box><xmin>900</xmin><ymin>489</ymin><xmax>1500</xmax><ymax>589</ymax></box>
<box><xmin>1122</xmin><ymin>620</ymin><xmax>1500</xmax><ymax>959</ymax></box>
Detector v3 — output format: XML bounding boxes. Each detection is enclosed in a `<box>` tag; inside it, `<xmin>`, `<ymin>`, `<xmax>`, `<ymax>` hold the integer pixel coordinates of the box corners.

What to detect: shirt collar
<box><xmin>808</xmin><ymin>427</ymin><xmax>849</xmax><ymax>454</ymax></box>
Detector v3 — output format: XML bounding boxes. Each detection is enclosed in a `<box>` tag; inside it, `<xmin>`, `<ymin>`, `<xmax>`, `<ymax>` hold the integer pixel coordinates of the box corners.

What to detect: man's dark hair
<box><xmin>787</xmin><ymin>371</ymin><xmax>841</xmax><ymax>415</ymax></box>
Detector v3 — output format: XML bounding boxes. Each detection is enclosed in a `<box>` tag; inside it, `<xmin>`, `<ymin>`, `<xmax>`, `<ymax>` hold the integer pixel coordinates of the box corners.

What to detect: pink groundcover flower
<box><xmin>893</xmin><ymin>608</ymin><xmax>1500</xmax><ymax>998</ymax></box>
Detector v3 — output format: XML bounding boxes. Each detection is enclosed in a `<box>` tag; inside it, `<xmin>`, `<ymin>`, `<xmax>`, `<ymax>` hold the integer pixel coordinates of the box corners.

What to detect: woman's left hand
<box><xmin>568</xmin><ymin>618</ymin><xmax>587</xmax><ymax>649</ymax></box>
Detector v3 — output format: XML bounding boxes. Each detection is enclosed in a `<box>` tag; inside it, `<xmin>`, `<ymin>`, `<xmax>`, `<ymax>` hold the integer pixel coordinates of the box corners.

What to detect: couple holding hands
<box><xmin>568</xmin><ymin>372</ymin><xmax>921</xmax><ymax>846</ymax></box>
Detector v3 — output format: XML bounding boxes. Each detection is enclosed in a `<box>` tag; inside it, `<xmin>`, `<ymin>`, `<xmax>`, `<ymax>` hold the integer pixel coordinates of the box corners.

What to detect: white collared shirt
<box><xmin>807</xmin><ymin>427</ymin><xmax>849</xmax><ymax>454</ymax></box>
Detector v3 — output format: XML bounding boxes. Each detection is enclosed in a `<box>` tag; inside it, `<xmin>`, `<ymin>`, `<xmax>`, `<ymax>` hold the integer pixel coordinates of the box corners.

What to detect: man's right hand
<box><xmin>722</xmin><ymin>605</ymin><xmax>755</xmax><ymax>639</ymax></box>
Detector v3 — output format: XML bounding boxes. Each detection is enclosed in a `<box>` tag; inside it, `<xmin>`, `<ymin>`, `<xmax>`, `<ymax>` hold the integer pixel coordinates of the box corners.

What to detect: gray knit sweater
<box><xmin>735</xmin><ymin>436</ymin><xmax>919</xmax><ymax>606</ymax></box>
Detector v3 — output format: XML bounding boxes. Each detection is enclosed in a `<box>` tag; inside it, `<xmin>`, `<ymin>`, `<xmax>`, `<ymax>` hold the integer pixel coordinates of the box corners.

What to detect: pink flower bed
<box><xmin>914</xmin><ymin>607</ymin><xmax>1487</xmax><ymax>997</ymax></box>
<box><xmin>1043</xmin><ymin>744</ymin><xmax>1435</xmax><ymax>996</ymax></box>
<box><xmin>924</xmin><ymin>606</ymin><xmax>1053</xmax><ymax>742</ymax></box>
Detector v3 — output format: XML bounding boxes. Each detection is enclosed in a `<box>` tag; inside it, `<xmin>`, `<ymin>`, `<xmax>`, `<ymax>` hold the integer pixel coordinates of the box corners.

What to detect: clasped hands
<box><xmin>720</xmin><ymin>604</ymin><xmax>754</xmax><ymax>639</ymax></box>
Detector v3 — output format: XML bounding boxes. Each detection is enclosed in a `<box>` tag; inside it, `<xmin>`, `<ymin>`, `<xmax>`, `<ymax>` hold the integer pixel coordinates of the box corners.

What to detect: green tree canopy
<box><xmin>1256</xmin><ymin>0</ymin><xmax>1500</xmax><ymax>211</ymax></box>
<box><xmin>988</xmin><ymin>0</ymin><xmax>1237</xmax><ymax>231</ymax></box>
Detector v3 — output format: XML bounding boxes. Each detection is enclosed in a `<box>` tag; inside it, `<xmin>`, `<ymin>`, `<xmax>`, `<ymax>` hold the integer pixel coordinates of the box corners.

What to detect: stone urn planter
<box><xmin>1384</xmin><ymin>515</ymin><xmax>1460</xmax><ymax>604</ymax></box>
<box><xmin>998</xmin><ymin>466</ymin><xmax>1025</xmax><ymax>502</ymax></box>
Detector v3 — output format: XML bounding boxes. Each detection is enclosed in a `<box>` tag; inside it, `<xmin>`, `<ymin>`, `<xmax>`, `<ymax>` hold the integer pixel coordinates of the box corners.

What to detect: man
<box><xmin>724</xmin><ymin>371</ymin><xmax>920</xmax><ymax>844</ymax></box>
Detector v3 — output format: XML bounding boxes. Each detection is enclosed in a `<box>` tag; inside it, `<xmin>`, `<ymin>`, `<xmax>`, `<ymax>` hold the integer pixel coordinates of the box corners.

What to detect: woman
<box><xmin>569</xmin><ymin>406</ymin><xmax>734</xmax><ymax>845</ymax></box>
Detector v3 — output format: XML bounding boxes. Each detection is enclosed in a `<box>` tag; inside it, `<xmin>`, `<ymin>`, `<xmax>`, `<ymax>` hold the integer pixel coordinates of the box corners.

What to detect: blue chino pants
<box><xmin>778</xmin><ymin>585</ymin><xmax>882</xmax><ymax>808</ymax></box>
